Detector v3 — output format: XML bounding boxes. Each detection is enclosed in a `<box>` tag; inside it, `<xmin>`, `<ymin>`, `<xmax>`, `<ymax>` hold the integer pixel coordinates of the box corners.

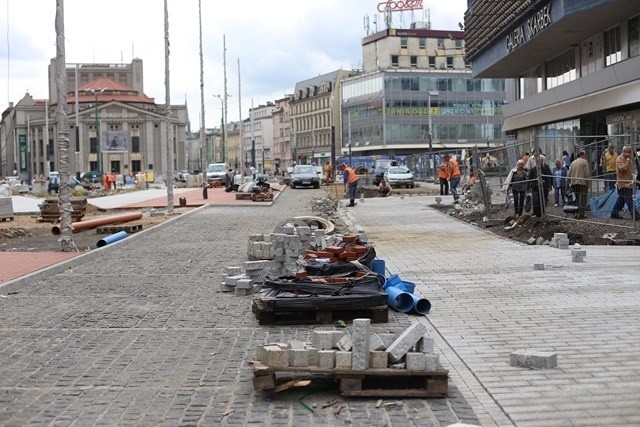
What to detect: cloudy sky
<box><xmin>0</xmin><ymin>0</ymin><xmax>468</xmax><ymax>128</ymax></box>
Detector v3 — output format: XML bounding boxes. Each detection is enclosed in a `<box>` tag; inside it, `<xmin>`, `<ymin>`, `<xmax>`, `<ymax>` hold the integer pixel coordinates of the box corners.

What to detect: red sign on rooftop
<box><xmin>377</xmin><ymin>0</ymin><xmax>423</xmax><ymax>13</ymax></box>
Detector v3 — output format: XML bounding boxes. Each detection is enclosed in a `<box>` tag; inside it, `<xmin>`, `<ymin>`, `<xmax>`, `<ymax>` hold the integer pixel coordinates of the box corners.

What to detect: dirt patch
<box><xmin>0</xmin><ymin>206</ymin><xmax>183</xmax><ymax>252</ymax></box>
<box><xmin>431</xmin><ymin>203</ymin><xmax>640</xmax><ymax>246</ymax></box>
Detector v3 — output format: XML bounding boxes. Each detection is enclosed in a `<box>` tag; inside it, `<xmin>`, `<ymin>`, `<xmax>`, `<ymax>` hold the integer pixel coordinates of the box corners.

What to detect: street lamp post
<box><xmin>214</xmin><ymin>94</ymin><xmax>230</xmax><ymax>163</ymax></box>
<box><xmin>427</xmin><ymin>90</ymin><xmax>439</xmax><ymax>182</ymax></box>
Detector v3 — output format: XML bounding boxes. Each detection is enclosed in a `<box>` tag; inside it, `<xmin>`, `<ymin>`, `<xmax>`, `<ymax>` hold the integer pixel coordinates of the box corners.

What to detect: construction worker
<box><xmin>324</xmin><ymin>162</ymin><xmax>334</xmax><ymax>184</ymax></box>
<box><xmin>339</xmin><ymin>163</ymin><xmax>359</xmax><ymax>207</ymax></box>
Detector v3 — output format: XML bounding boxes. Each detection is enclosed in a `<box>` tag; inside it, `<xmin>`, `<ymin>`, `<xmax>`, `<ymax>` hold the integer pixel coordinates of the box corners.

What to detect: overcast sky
<box><xmin>0</xmin><ymin>0</ymin><xmax>468</xmax><ymax>129</ymax></box>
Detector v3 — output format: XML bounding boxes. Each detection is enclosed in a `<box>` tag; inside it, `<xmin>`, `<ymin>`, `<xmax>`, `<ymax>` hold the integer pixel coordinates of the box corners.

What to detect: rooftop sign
<box><xmin>377</xmin><ymin>0</ymin><xmax>423</xmax><ymax>13</ymax></box>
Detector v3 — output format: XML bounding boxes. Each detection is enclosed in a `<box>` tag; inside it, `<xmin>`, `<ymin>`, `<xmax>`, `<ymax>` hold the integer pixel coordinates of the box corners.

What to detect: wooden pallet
<box><xmin>96</xmin><ymin>223</ymin><xmax>143</xmax><ymax>234</ymax></box>
<box><xmin>0</xmin><ymin>216</ymin><xmax>15</xmax><ymax>222</ymax></box>
<box><xmin>251</xmin><ymin>362</ymin><xmax>448</xmax><ymax>397</ymax></box>
<box><xmin>252</xmin><ymin>299</ymin><xmax>388</xmax><ymax>325</ymax></box>
<box><xmin>252</xmin><ymin>193</ymin><xmax>273</xmax><ymax>202</ymax></box>
<box><xmin>235</xmin><ymin>192</ymin><xmax>253</xmax><ymax>200</ymax></box>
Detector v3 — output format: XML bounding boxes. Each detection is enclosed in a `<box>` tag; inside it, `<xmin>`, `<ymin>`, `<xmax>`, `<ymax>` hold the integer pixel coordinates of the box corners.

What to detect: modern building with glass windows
<box><xmin>465</xmin><ymin>0</ymin><xmax>640</xmax><ymax>155</ymax></box>
<box><xmin>340</xmin><ymin>27</ymin><xmax>507</xmax><ymax>159</ymax></box>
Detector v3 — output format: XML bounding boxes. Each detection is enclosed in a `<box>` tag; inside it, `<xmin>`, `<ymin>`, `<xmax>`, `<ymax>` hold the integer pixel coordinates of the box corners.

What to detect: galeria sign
<box><xmin>377</xmin><ymin>0</ymin><xmax>423</xmax><ymax>13</ymax></box>
<box><xmin>506</xmin><ymin>3</ymin><xmax>552</xmax><ymax>53</ymax></box>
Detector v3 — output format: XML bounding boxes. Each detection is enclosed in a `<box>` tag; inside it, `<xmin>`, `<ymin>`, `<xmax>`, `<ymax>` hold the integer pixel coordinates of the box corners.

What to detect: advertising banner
<box><xmin>102</xmin><ymin>131</ymin><xmax>128</xmax><ymax>152</ymax></box>
<box><xmin>18</xmin><ymin>134</ymin><xmax>27</xmax><ymax>172</ymax></box>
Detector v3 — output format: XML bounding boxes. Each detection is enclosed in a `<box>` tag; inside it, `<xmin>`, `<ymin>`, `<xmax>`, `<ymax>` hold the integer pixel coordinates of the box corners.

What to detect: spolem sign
<box><xmin>377</xmin><ymin>0</ymin><xmax>423</xmax><ymax>13</ymax></box>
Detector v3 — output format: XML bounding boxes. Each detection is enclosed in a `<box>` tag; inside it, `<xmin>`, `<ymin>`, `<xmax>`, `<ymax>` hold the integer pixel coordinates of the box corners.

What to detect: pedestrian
<box><xmin>525</xmin><ymin>147</ymin><xmax>546</xmax><ymax>172</ymax></box>
<box><xmin>438</xmin><ymin>160</ymin><xmax>449</xmax><ymax>195</ymax></box>
<box><xmin>562</xmin><ymin>150</ymin><xmax>571</xmax><ymax>169</ymax></box>
<box><xmin>527</xmin><ymin>156</ymin><xmax>552</xmax><ymax>217</ymax></box>
<box><xmin>324</xmin><ymin>162</ymin><xmax>334</xmax><ymax>184</ymax></box>
<box><xmin>552</xmin><ymin>159</ymin><xmax>568</xmax><ymax>206</ymax></box>
<box><xmin>445</xmin><ymin>154</ymin><xmax>462</xmax><ymax>202</ymax></box>
<box><xmin>600</xmin><ymin>144</ymin><xmax>618</xmax><ymax>191</ymax></box>
<box><xmin>378</xmin><ymin>178</ymin><xmax>392</xmax><ymax>197</ymax></box>
<box><xmin>567</xmin><ymin>150</ymin><xmax>591</xmax><ymax>219</ymax></box>
<box><xmin>339</xmin><ymin>163</ymin><xmax>359</xmax><ymax>207</ymax></box>
<box><xmin>509</xmin><ymin>160</ymin><xmax>528</xmax><ymax>217</ymax></box>
<box><xmin>610</xmin><ymin>145</ymin><xmax>640</xmax><ymax>219</ymax></box>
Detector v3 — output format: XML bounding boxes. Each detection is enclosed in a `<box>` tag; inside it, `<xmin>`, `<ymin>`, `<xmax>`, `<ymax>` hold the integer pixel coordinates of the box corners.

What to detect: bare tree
<box><xmin>164</xmin><ymin>0</ymin><xmax>174</xmax><ymax>214</ymax></box>
<box><xmin>55</xmin><ymin>0</ymin><xmax>76</xmax><ymax>252</ymax></box>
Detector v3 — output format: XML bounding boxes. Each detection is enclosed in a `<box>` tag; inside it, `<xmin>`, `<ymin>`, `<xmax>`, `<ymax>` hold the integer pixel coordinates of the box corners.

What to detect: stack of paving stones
<box><xmin>548</xmin><ymin>232</ymin><xmax>570</xmax><ymax>249</ymax></box>
<box><xmin>254</xmin><ymin>319</ymin><xmax>439</xmax><ymax>372</ymax></box>
<box><xmin>0</xmin><ymin>194</ymin><xmax>14</xmax><ymax>220</ymax></box>
<box><xmin>571</xmin><ymin>243</ymin><xmax>587</xmax><ymax>262</ymax></box>
<box><xmin>220</xmin><ymin>261</ymin><xmax>273</xmax><ymax>296</ymax></box>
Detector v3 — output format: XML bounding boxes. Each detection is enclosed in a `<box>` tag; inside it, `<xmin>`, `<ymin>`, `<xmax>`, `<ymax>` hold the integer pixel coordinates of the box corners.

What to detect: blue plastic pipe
<box><xmin>385</xmin><ymin>286</ymin><xmax>414</xmax><ymax>313</ymax></box>
<box><xmin>96</xmin><ymin>231</ymin><xmax>128</xmax><ymax>248</ymax></box>
<box><xmin>410</xmin><ymin>294</ymin><xmax>432</xmax><ymax>315</ymax></box>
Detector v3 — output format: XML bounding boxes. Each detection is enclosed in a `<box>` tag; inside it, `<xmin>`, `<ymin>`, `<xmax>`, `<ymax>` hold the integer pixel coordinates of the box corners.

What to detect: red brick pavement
<box><xmin>0</xmin><ymin>185</ymin><xmax>284</xmax><ymax>287</ymax></box>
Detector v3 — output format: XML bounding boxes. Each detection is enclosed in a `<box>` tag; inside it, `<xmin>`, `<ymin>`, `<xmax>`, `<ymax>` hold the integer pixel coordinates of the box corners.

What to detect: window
<box><xmin>400</xmin><ymin>36</ymin><xmax>408</xmax><ymax>49</ymax></box>
<box><xmin>629</xmin><ymin>16</ymin><xmax>640</xmax><ymax>57</ymax></box>
<box><xmin>410</xmin><ymin>56</ymin><xmax>418</xmax><ymax>67</ymax></box>
<box><xmin>437</xmin><ymin>38</ymin><xmax>444</xmax><ymax>48</ymax></box>
<box><xmin>446</xmin><ymin>57</ymin><xmax>454</xmax><ymax>68</ymax></box>
<box><xmin>604</xmin><ymin>26</ymin><xmax>621</xmax><ymax>66</ymax></box>
<box><xmin>90</xmin><ymin>137</ymin><xmax>98</xmax><ymax>153</ymax></box>
<box><xmin>428</xmin><ymin>56</ymin><xmax>436</xmax><ymax>68</ymax></box>
<box><xmin>546</xmin><ymin>49</ymin><xmax>576</xmax><ymax>89</ymax></box>
<box><xmin>419</xmin><ymin>37</ymin><xmax>426</xmax><ymax>49</ymax></box>
<box><xmin>391</xmin><ymin>55</ymin><xmax>399</xmax><ymax>67</ymax></box>
<box><xmin>131</xmin><ymin>136</ymin><xmax>140</xmax><ymax>153</ymax></box>
<box><xmin>455</xmin><ymin>39</ymin><xmax>463</xmax><ymax>48</ymax></box>
<box><xmin>131</xmin><ymin>160</ymin><xmax>141</xmax><ymax>173</ymax></box>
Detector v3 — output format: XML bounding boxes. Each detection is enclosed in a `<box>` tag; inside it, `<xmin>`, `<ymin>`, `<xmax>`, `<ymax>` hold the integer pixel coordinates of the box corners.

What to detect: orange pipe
<box><xmin>52</xmin><ymin>212</ymin><xmax>143</xmax><ymax>235</ymax></box>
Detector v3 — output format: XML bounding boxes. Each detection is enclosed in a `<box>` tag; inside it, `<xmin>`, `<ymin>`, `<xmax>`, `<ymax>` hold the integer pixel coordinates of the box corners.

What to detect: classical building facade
<box><xmin>465</xmin><ymin>0</ymin><xmax>640</xmax><ymax>157</ymax></box>
<box><xmin>243</xmin><ymin>102</ymin><xmax>274</xmax><ymax>173</ymax></box>
<box><xmin>339</xmin><ymin>26</ymin><xmax>507</xmax><ymax>160</ymax></box>
<box><xmin>271</xmin><ymin>96</ymin><xmax>292</xmax><ymax>173</ymax></box>
<box><xmin>0</xmin><ymin>59</ymin><xmax>189</xmax><ymax>181</ymax></box>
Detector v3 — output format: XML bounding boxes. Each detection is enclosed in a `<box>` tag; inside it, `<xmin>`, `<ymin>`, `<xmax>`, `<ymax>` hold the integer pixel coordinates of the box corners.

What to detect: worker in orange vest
<box><xmin>445</xmin><ymin>154</ymin><xmax>462</xmax><ymax>202</ymax></box>
<box><xmin>102</xmin><ymin>172</ymin><xmax>110</xmax><ymax>190</ymax></box>
<box><xmin>339</xmin><ymin>163</ymin><xmax>359</xmax><ymax>207</ymax></box>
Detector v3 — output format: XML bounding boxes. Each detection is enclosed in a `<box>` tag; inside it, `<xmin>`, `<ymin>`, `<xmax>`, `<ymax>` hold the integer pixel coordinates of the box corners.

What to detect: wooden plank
<box><xmin>340</xmin><ymin>388</ymin><xmax>446</xmax><ymax>398</ymax></box>
<box><xmin>253</xmin><ymin>302</ymin><xmax>388</xmax><ymax>325</ymax></box>
<box><xmin>253</xmin><ymin>374</ymin><xmax>276</xmax><ymax>391</ymax></box>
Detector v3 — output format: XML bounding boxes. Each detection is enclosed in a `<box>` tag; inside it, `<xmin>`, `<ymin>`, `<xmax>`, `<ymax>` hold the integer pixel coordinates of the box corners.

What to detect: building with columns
<box><xmin>0</xmin><ymin>59</ymin><xmax>190</xmax><ymax>182</ymax></box>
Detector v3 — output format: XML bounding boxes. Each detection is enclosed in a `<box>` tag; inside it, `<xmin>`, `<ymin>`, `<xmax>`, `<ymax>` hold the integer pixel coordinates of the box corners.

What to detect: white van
<box><xmin>206</xmin><ymin>163</ymin><xmax>227</xmax><ymax>183</ymax></box>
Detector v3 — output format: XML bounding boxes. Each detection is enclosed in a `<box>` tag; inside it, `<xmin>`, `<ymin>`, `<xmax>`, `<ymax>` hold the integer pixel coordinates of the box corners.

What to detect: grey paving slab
<box><xmin>0</xmin><ymin>189</ymin><xmax>481</xmax><ymax>426</ymax></box>
<box><xmin>342</xmin><ymin>194</ymin><xmax>640</xmax><ymax>427</ymax></box>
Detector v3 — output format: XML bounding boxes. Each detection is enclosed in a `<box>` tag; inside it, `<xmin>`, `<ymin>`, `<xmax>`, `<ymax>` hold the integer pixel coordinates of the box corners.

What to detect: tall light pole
<box><xmin>213</xmin><ymin>94</ymin><xmax>230</xmax><ymax>163</ymax></box>
<box><xmin>87</xmin><ymin>88</ymin><xmax>105</xmax><ymax>175</ymax></box>
<box><xmin>428</xmin><ymin>90</ymin><xmax>439</xmax><ymax>182</ymax></box>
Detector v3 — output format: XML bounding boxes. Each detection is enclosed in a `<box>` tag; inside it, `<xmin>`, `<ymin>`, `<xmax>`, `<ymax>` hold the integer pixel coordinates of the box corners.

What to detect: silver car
<box><xmin>385</xmin><ymin>166</ymin><xmax>415</xmax><ymax>188</ymax></box>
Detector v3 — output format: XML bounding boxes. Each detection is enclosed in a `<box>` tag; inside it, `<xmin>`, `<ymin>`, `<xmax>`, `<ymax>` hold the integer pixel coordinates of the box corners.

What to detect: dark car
<box><xmin>290</xmin><ymin>165</ymin><xmax>320</xmax><ymax>189</ymax></box>
<box><xmin>81</xmin><ymin>171</ymin><xmax>103</xmax><ymax>184</ymax></box>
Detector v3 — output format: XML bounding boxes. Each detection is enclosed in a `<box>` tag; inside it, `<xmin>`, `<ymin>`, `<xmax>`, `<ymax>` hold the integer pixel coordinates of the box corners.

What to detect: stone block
<box><xmin>243</xmin><ymin>260</ymin><xmax>272</xmax><ymax>271</ymax></box>
<box><xmin>219</xmin><ymin>282</ymin><xmax>235</xmax><ymax>292</ymax></box>
<box><xmin>415</xmin><ymin>335</ymin><xmax>434</xmax><ymax>354</ymax></box>
<box><xmin>318</xmin><ymin>350</ymin><xmax>336</xmax><ymax>369</ymax></box>
<box><xmin>406</xmin><ymin>352</ymin><xmax>427</xmax><ymax>371</ymax></box>
<box><xmin>223</xmin><ymin>266</ymin><xmax>242</xmax><ymax>276</ymax></box>
<box><xmin>234</xmin><ymin>287</ymin><xmax>254</xmax><ymax>296</ymax></box>
<box><xmin>255</xmin><ymin>346</ymin><xmax>267</xmax><ymax>362</ymax></box>
<box><xmin>527</xmin><ymin>237</ymin><xmax>536</xmax><ymax>245</ymax></box>
<box><xmin>536</xmin><ymin>237</ymin><xmax>545</xmax><ymax>245</ymax></box>
<box><xmin>369</xmin><ymin>333</ymin><xmax>385</xmax><ymax>351</ymax></box>
<box><xmin>266</xmin><ymin>346</ymin><xmax>289</xmax><ymax>368</ymax></box>
<box><xmin>387</xmin><ymin>322</ymin><xmax>427</xmax><ymax>363</ymax></box>
<box><xmin>533</xmin><ymin>263</ymin><xmax>545</xmax><ymax>270</ymax></box>
<box><xmin>225</xmin><ymin>274</ymin><xmax>246</xmax><ymax>286</ymax></box>
<box><xmin>351</xmin><ymin>318</ymin><xmax>371</xmax><ymax>370</ymax></box>
<box><xmin>306</xmin><ymin>346</ymin><xmax>319</xmax><ymax>366</ymax></box>
<box><xmin>289</xmin><ymin>349</ymin><xmax>309</xmax><ymax>367</ymax></box>
<box><xmin>288</xmin><ymin>340</ymin><xmax>306</xmax><ymax>350</ymax></box>
<box><xmin>332</xmin><ymin>331</ymin><xmax>346</xmax><ymax>347</ymax></box>
<box><xmin>235</xmin><ymin>278</ymin><xmax>254</xmax><ymax>289</ymax></box>
<box><xmin>253</xmin><ymin>374</ymin><xmax>275</xmax><ymax>391</ymax></box>
<box><xmin>510</xmin><ymin>350</ymin><xmax>557</xmax><ymax>369</ymax></box>
<box><xmin>425</xmin><ymin>354</ymin><xmax>439</xmax><ymax>371</ymax></box>
<box><xmin>335</xmin><ymin>351</ymin><xmax>352</xmax><ymax>369</ymax></box>
<box><xmin>378</xmin><ymin>333</ymin><xmax>396</xmax><ymax>349</ymax></box>
<box><xmin>370</xmin><ymin>351</ymin><xmax>387</xmax><ymax>369</ymax></box>
<box><xmin>311</xmin><ymin>331</ymin><xmax>335</xmax><ymax>350</ymax></box>
<box><xmin>337</xmin><ymin>334</ymin><xmax>353</xmax><ymax>352</ymax></box>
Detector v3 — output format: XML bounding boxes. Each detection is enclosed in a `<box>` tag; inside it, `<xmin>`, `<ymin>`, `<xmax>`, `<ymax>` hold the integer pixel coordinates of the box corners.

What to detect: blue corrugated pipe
<box><xmin>96</xmin><ymin>231</ymin><xmax>128</xmax><ymax>248</ymax></box>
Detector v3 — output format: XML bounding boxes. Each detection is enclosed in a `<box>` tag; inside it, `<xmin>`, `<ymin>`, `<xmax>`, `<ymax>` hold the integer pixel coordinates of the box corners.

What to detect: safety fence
<box><xmin>465</xmin><ymin>133</ymin><xmax>640</xmax><ymax>234</ymax></box>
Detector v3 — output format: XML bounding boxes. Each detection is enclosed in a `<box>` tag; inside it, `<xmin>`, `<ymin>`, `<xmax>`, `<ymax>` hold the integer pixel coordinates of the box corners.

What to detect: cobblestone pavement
<box><xmin>343</xmin><ymin>194</ymin><xmax>640</xmax><ymax>427</ymax></box>
<box><xmin>0</xmin><ymin>188</ymin><xmax>480</xmax><ymax>426</ymax></box>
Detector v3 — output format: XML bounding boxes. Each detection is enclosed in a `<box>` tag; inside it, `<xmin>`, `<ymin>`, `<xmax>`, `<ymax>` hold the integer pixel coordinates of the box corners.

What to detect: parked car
<box><xmin>290</xmin><ymin>165</ymin><xmax>320</xmax><ymax>189</ymax></box>
<box><xmin>385</xmin><ymin>166</ymin><xmax>415</xmax><ymax>188</ymax></box>
<box><xmin>81</xmin><ymin>171</ymin><xmax>103</xmax><ymax>184</ymax></box>
<box><xmin>373</xmin><ymin>159</ymin><xmax>399</xmax><ymax>185</ymax></box>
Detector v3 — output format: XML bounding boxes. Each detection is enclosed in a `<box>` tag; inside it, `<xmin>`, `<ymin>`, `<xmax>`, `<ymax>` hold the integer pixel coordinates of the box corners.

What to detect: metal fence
<box><xmin>466</xmin><ymin>133</ymin><xmax>640</xmax><ymax>233</ymax></box>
